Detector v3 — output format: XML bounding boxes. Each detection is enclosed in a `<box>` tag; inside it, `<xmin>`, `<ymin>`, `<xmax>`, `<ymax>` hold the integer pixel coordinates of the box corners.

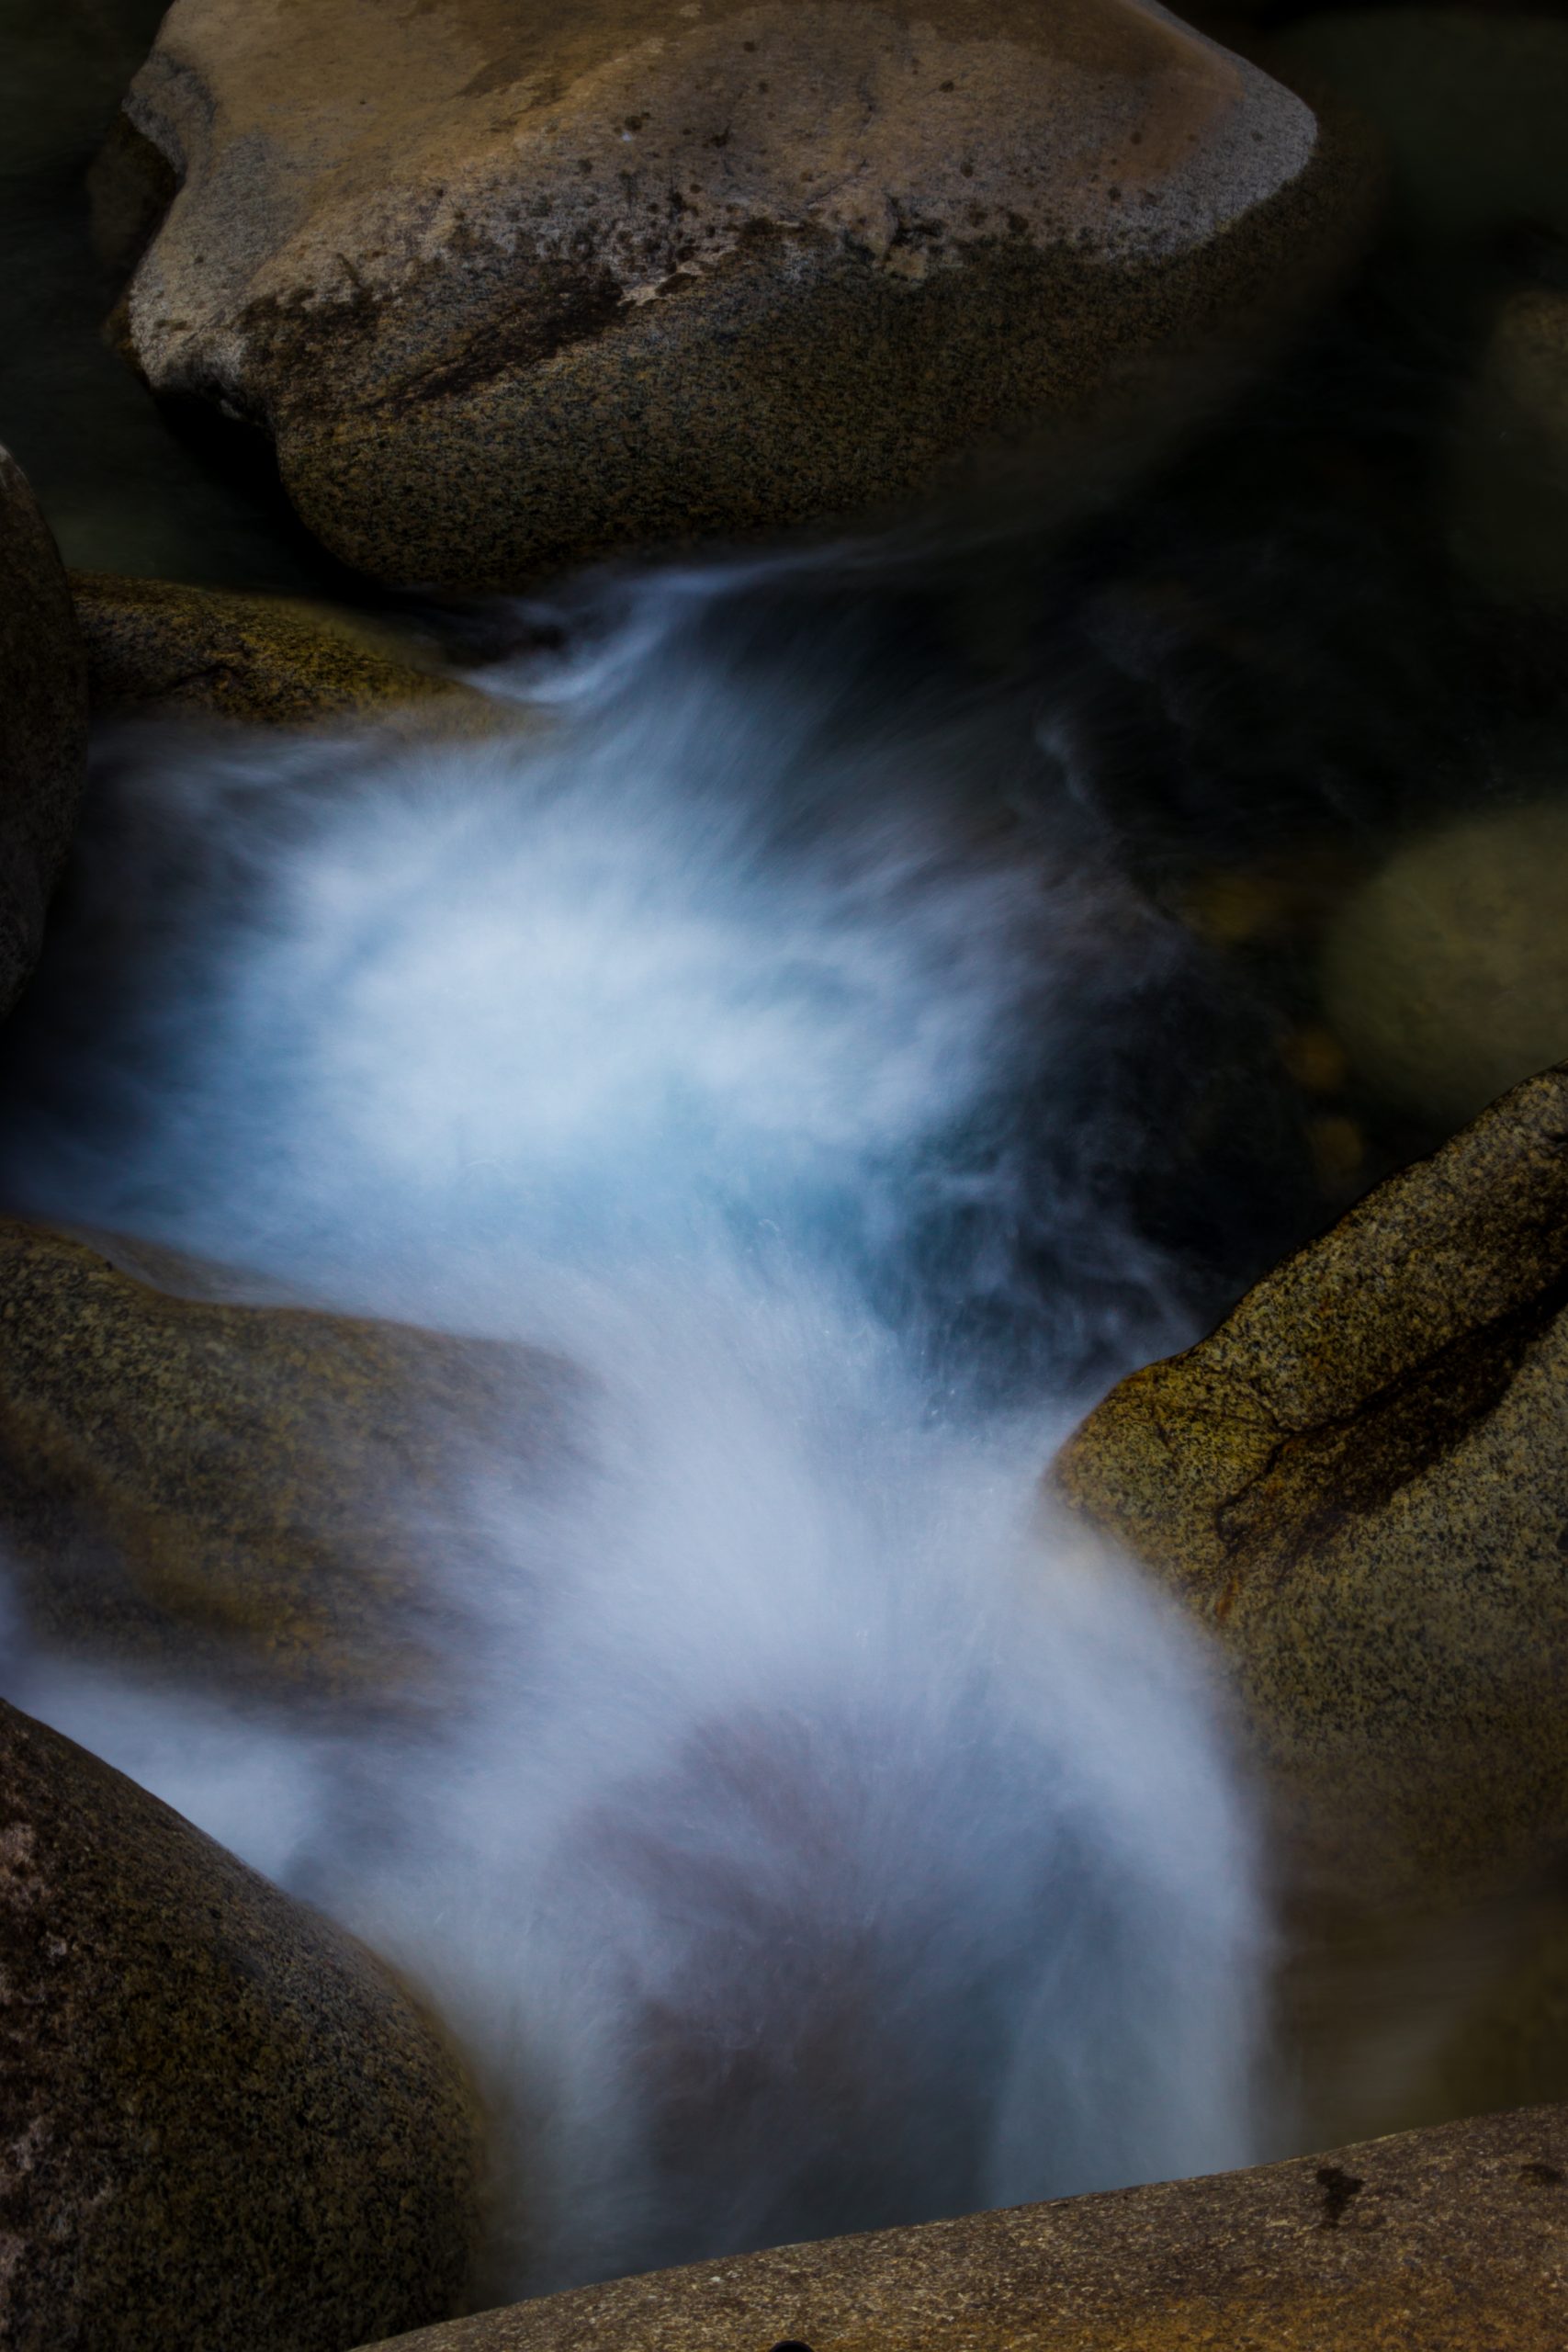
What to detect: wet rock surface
<box><xmin>0</xmin><ymin>445</ymin><xmax>87</xmax><ymax>1017</ymax></box>
<box><xmin>0</xmin><ymin>1693</ymin><xmax>483</xmax><ymax>2352</ymax></box>
<box><xmin>0</xmin><ymin>1218</ymin><xmax>580</xmax><ymax>1703</ymax></box>
<box><xmin>71</xmin><ymin>571</ymin><xmax>486</xmax><ymax>726</ymax></box>
<box><xmin>355</xmin><ymin>2104</ymin><xmax>1568</xmax><ymax>2352</ymax></box>
<box><xmin>1052</xmin><ymin>1061</ymin><xmax>1568</xmax><ymax>1905</ymax></box>
<box><xmin>104</xmin><ymin>0</ymin><xmax>1371</xmax><ymax>586</ymax></box>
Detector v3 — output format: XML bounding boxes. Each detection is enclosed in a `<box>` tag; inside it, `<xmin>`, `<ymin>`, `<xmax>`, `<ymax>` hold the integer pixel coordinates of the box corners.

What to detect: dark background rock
<box><xmin>0</xmin><ymin>445</ymin><xmax>86</xmax><ymax>1016</ymax></box>
<box><xmin>0</xmin><ymin>1695</ymin><xmax>483</xmax><ymax>2352</ymax></box>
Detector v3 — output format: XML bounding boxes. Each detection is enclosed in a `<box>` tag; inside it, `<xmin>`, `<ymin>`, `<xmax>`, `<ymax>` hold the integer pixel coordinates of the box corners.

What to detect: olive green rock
<box><xmin>104</xmin><ymin>0</ymin><xmax>1372</xmax><ymax>589</ymax></box>
<box><xmin>0</xmin><ymin>1218</ymin><xmax>580</xmax><ymax>1704</ymax></box>
<box><xmin>0</xmin><ymin>1694</ymin><xmax>483</xmax><ymax>2352</ymax></box>
<box><xmin>1319</xmin><ymin>797</ymin><xmax>1568</xmax><ymax>1131</ymax></box>
<box><xmin>356</xmin><ymin>2105</ymin><xmax>1568</xmax><ymax>2352</ymax></box>
<box><xmin>70</xmin><ymin>571</ymin><xmax>483</xmax><ymax>727</ymax></box>
<box><xmin>1051</xmin><ymin>1062</ymin><xmax>1568</xmax><ymax>1907</ymax></box>
<box><xmin>0</xmin><ymin>446</ymin><xmax>87</xmax><ymax>1014</ymax></box>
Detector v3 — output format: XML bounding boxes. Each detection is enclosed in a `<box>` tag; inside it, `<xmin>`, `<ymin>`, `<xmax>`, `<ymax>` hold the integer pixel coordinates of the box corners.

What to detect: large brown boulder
<box><xmin>0</xmin><ymin>1695</ymin><xmax>482</xmax><ymax>2352</ymax></box>
<box><xmin>0</xmin><ymin>446</ymin><xmax>86</xmax><ymax>1014</ymax></box>
<box><xmin>357</xmin><ymin>2105</ymin><xmax>1568</xmax><ymax>2352</ymax></box>
<box><xmin>0</xmin><ymin>1218</ymin><xmax>580</xmax><ymax>1705</ymax></box>
<box><xmin>103</xmin><ymin>0</ymin><xmax>1371</xmax><ymax>589</ymax></box>
<box><xmin>1051</xmin><ymin>1062</ymin><xmax>1568</xmax><ymax>1909</ymax></box>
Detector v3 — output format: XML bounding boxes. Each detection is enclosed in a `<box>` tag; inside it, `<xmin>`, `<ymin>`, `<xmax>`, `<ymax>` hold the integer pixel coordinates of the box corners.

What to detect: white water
<box><xmin>0</xmin><ymin>555</ymin><xmax>1269</xmax><ymax>2297</ymax></box>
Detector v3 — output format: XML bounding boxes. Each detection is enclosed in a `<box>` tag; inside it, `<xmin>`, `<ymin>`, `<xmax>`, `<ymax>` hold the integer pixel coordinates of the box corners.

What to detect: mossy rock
<box><xmin>70</xmin><ymin>570</ymin><xmax>493</xmax><ymax>727</ymax></box>
<box><xmin>356</xmin><ymin>2105</ymin><xmax>1568</xmax><ymax>2352</ymax></box>
<box><xmin>0</xmin><ymin>1218</ymin><xmax>581</xmax><ymax>1704</ymax></box>
<box><xmin>104</xmin><ymin>0</ymin><xmax>1374</xmax><ymax>588</ymax></box>
<box><xmin>1052</xmin><ymin>1062</ymin><xmax>1568</xmax><ymax>1907</ymax></box>
<box><xmin>0</xmin><ymin>446</ymin><xmax>87</xmax><ymax>1014</ymax></box>
<box><xmin>0</xmin><ymin>1695</ymin><xmax>483</xmax><ymax>2352</ymax></box>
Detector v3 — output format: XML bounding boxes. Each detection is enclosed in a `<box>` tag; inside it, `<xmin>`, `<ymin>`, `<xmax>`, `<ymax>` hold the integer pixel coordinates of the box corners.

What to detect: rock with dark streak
<box><xmin>0</xmin><ymin>1218</ymin><xmax>581</xmax><ymax>1705</ymax></box>
<box><xmin>1052</xmin><ymin>1061</ymin><xmax>1568</xmax><ymax>1907</ymax></box>
<box><xmin>102</xmin><ymin>0</ymin><xmax>1374</xmax><ymax>587</ymax></box>
<box><xmin>0</xmin><ymin>1695</ymin><xmax>483</xmax><ymax>2352</ymax></box>
<box><xmin>355</xmin><ymin>2104</ymin><xmax>1568</xmax><ymax>2352</ymax></box>
<box><xmin>0</xmin><ymin>446</ymin><xmax>86</xmax><ymax>1015</ymax></box>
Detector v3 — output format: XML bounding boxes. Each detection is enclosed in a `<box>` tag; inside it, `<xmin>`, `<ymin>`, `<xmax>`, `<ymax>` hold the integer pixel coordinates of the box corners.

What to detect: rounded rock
<box><xmin>0</xmin><ymin>1694</ymin><xmax>484</xmax><ymax>2352</ymax></box>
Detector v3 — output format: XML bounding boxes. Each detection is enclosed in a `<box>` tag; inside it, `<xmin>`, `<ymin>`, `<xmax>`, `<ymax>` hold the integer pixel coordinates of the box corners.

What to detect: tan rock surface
<box><xmin>0</xmin><ymin>445</ymin><xmax>87</xmax><ymax>1014</ymax></box>
<box><xmin>0</xmin><ymin>1217</ymin><xmax>580</xmax><ymax>1703</ymax></box>
<box><xmin>1051</xmin><ymin>1061</ymin><xmax>1568</xmax><ymax>1905</ymax></box>
<box><xmin>0</xmin><ymin>1694</ymin><xmax>482</xmax><ymax>2352</ymax></box>
<box><xmin>71</xmin><ymin>570</ymin><xmax>488</xmax><ymax>727</ymax></box>
<box><xmin>355</xmin><ymin>2104</ymin><xmax>1568</xmax><ymax>2352</ymax></box>
<box><xmin>107</xmin><ymin>0</ymin><xmax>1371</xmax><ymax>586</ymax></box>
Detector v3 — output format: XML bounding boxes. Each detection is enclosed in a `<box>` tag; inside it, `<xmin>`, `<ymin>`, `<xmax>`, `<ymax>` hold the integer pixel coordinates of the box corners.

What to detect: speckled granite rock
<box><xmin>71</xmin><ymin>571</ymin><xmax>488</xmax><ymax>726</ymax></box>
<box><xmin>0</xmin><ymin>1218</ymin><xmax>580</xmax><ymax>1703</ymax></box>
<box><xmin>1052</xmin><ymin>1061</ymin><xmax>1568</xmax><ymax>1906</ymax></box>
<box><xmin>0</xmin><ymin>1695</ymin><xmax>482</xmax><ymax>2352</ymax></box>
<box><xmin>1319</xmin><ymin>797</ymin><xmax>1568</xmax><ymax>1130</ymax></box>
<box><xmin>0</xmin><ymin>446</ymin><xmax>87</xmax><ymax>1014</ymax></box>
<box><xmin>355</xmin><ymin>2104</ymin><xmax>1568</xmax><ymax>2352</ymax></box>
<box><xmin>102</xmin><ymin>0</ymin><xmax>1372</xmax><ymax>588</ymax></box>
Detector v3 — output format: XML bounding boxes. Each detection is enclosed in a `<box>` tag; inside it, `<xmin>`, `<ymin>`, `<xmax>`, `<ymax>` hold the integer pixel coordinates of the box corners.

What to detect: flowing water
<box><xmin>4</xmin><ymin>0</ymin><xmax>1568</xmax><ymax>2308</ymax></box>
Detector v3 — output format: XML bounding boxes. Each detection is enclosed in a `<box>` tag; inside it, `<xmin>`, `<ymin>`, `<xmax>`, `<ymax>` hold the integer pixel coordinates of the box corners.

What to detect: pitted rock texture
<box><xmin>356</xmin><ymin>2105</ymin><xmax>1568</xmax><ymax>2352</ymax></box>
<box><xmin>105</xmin><ymin>0</ymin><xmax>1368</xmax><ymax>586</ymax></box>
<box><xmin>0</xmin><ymin>1696</ymin><xmax>483</xmax><ymax>2352</ymax></box>
<box><xmin>71</xmin><ymin>570</ymin><xmax>490</xmax><ymax>727</ymax></box>
<box><xmin>0</xmin><ymin>1218</ymin><xmax>580</xmax><ymax>1704</ymax></box>
<box><xmin>0</xmin><ymin>447</ymin><xmax>86</xmax><ymax>1015</ymax></box>
<box><xmin>1052</xmin><ymin>1062</ymin><xmax>1568</xmax><ymax>1906</ymax></box>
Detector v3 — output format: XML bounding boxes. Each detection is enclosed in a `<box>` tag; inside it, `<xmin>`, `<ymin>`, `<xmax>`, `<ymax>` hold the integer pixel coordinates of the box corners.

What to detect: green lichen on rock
<box><xmin>0</xmin><ymin>1696</ymin><xmax>484</xmax><ymax>2352</ymax></box>
<box><xmin>0</xmin><ymin>1218</ymin><xmax>580</xmax><ymax>1703</ymax></box>
<box><xmin>71</xmin><ymin>570</ymin><xmax>485</xmax><ymax>726</ymax></box>
<box><xmin>1052</xmin><ymin>1062</ymin><xmax>1568</xmax><ymax>1906</ymax></box>
<box><xmin>0</xmin><ymin>444</ymin><xmax>86</xmax><ymax>1014</ymax></box>
<box><xmin>355</xmin><ymin>2104</ymin><xmax>1568</xmax><ymax>2352</ymax></box>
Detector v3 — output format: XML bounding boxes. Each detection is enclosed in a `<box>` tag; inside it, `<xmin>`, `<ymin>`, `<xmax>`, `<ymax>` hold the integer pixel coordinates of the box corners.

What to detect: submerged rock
<box><xmin>0</xmin><ymin>1695</ymin><xmax>482</xmax><ymax>2352</ymax></box>
<box><xmin>1052</xmin><ymin>1062</ymin><xmax>1568</xmax><ymax>1907</ymax></box>
<box><xmin>0</xmin><ymin>1219</ymin><xmax>580</xmax><ymax>1704</ymax></box>
<box><xmin>71</xmin><ymin>571</ymin><xmax>488</xmax><ymax>727</ymax></box>
<box><xmin>356</xmin><ymin>2104</ymin><xmax>1568</xmax><ymax>2352</ymax></box>
<box><xmin>103</xmin><ymin>0</ymin><xmax>1371</xmax><ymax>588</ymax></box>
<box><xmin>1319</xmin><ymin>797</ymin><xmax>1568</xmax><ymax>1132</ymax></box>
<box><xmin>0</xmin><ymin>445</ymin><xmax>86</xmax><ymax>1015</ymax></box>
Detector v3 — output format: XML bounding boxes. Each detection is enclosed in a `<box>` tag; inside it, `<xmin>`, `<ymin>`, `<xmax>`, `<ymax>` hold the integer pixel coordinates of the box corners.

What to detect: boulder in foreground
<box><xmin>0</xmin><ymin>1696</ymin><xmax>482</xmax><ymax>2352</ymax></box>
<box><xmin>355</xmin><ymin>2103</ymin><xmax>1568</xmax><ymax>2352</ymax></box>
